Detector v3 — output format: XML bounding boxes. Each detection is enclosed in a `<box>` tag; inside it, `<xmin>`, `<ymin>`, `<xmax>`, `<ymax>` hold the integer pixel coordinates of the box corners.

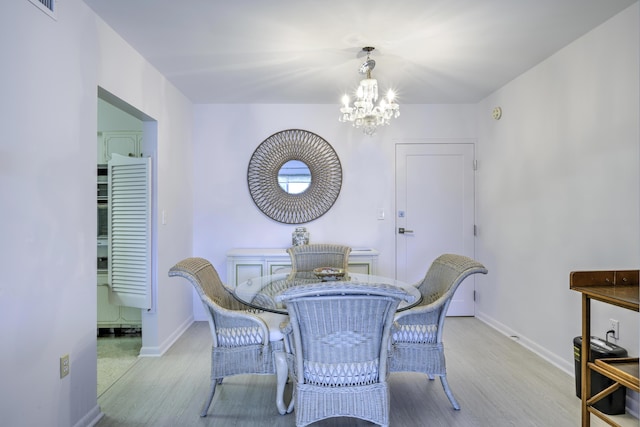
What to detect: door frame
<box><xmin>98</xmin><ymin>87</ymin><xmax>159</xmax><ymax>353</ymax></box>
<box><xmin>395</xmin><ymin>140</ymin><xmax>477</xmax><ymax>315</ymax></box>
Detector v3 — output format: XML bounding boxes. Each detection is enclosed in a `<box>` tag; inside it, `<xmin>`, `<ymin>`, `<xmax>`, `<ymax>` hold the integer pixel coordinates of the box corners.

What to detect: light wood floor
<box><xmin>96</xmin><ymin>317</ymin><xmax>588</xmax><ymax>426</ymax></box>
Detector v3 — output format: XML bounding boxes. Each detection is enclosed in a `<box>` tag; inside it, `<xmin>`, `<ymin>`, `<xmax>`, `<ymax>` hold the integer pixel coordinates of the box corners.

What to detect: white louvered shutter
<box><xmin>108</xmin><ymin>154</ymin><xmax>152</xmax><ymax>309</ymax></box>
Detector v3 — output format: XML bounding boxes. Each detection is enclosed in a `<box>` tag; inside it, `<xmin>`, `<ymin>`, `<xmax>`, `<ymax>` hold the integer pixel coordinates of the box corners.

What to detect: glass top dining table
<box><xmin>233</xmin><ymin>271</ymin><xmax>422</xmax><ymax>314</ymax></box>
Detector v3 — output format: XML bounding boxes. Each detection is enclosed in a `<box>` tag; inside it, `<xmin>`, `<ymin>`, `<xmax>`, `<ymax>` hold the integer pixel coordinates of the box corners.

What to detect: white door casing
<box><xmin>396</xmin><ymin>142</ymin><xmax>476</xmax><ymax>315</ymax></box>
<box><xmin>108</xmin><ymin>153</ymin><xmax>152</xmax><ymax>309</ymax></box>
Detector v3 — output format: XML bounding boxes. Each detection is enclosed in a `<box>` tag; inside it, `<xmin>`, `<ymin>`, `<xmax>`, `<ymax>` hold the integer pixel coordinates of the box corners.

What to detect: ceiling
<box><xmin>84</xmin><ymin>0</ymin><xmax>637</xmax><ymax>104</ymax></box>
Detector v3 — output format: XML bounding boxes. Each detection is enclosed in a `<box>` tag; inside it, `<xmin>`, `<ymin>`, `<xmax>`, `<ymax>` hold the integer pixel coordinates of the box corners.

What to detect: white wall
<box><xmin>192</xmin><ymin>103</ymin><xmax>476</xmax><ymax>318</ymax></box>
<box><xmin>192</xmin><ymin>4</ymin><xmax>640</xmax><ymax>388</ymax></box>
<box><xmin>475</xmin><ymin>2</ymin><xmax>639</xmax><ymax>378</ymax></box>
<box><xmin>95</xmin><ymin>16</ymin><xmax>196</xmax><ymax>357</ymax></box>
<box><xmin>0</xmin><ymin>1</ymin><xmax>100</xmax><ymax>425</ymax></box>
<box><xmin>0</xmin><ymin>1</ymin><xmax>195</xmax><ymax>426</ymax></box>
<box><xmin>2</xmin><ymin>0</ymin><xmax>636</xmax><ymax>425</ymax></box>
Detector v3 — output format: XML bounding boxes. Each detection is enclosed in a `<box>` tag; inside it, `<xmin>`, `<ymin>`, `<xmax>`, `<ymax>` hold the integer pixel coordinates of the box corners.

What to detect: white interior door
<box><xmin>396</xmin><ymin>142</ymin><xmax>476</xmax><ymax>315</ymax></box>
<box><xmin>108</xmin><ymin>153</ymin><xmax>152</xmax><ymax>309</ymax></box>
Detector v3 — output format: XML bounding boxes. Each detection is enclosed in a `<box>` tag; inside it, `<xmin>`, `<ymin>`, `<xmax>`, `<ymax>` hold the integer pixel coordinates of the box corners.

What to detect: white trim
<box><xmin>475</xmin><ymin>310</ymin><xmax>573</xmax><ymax>375</ymax></box>
<box><xmin>138</xmin><ymin>316</ymin><xmax>194</xmax><ymax>357</ymax></box>
<box><xmin>475</xmin><ymin>311</ymin><xmax>639</xmax><ymax>418</ymax></box>
<box><xmin>73</xmin><ymin>404</ymin><xmax>102</xmax><ymax>427</ymax></box>
<box><xmin>27</xmin><ymin>0</ymin><xmax>56</xmax><ymax>20</ymax></box>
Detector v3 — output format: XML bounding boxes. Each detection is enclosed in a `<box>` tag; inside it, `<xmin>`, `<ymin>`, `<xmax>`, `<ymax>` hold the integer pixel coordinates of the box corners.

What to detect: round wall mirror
<box><xmin>278</xmin><ymin>160</ymin><xmax>311</xmax><ymax>194</ymax></box>
<box><xmin>248</xmin><ymin>129</ymin><xmax>342</xmax><ymax>224</ymax></box>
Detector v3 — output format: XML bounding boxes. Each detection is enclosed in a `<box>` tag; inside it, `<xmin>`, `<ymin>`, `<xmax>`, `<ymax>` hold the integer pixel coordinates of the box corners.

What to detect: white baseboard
<box><xmin>475</xmin><ymin>311</ymin><xmax>573</xmax><ymax>375</ymax></box>
<box><xmin>138</xmin><ymin>315</ymin><xmax>194</xmax><ymax>357</ymax></box>
<box><xmin>75</xmin><ymin>404</ymin><xmax>103</xmax><ymax>427</ymax></box>
<box><xmin>475</xmin><ymin>311</ymin><xmax>638</xmax><ymax>419</ymax></box>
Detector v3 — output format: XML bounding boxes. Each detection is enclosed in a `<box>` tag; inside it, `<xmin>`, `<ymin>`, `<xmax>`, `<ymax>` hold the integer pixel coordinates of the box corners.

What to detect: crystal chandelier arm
<box><xmin>338</xmin><ymin>46</ymin><xmax>400</xmax><ymax>135</ymax></box>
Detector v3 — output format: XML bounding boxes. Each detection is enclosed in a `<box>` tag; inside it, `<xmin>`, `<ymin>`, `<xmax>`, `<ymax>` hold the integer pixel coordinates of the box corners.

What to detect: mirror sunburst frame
<box><xmin>247</xmin><ymin>129</ymin><xmax>342</xmax><ymax>224</ymax></box>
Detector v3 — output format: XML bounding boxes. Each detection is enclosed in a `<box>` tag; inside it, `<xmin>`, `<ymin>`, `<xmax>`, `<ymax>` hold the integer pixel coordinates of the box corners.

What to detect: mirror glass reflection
<box><xmin>278</xmin><ymin>160</ymin><xmax>311</xmax><ymax>194</ymax></box>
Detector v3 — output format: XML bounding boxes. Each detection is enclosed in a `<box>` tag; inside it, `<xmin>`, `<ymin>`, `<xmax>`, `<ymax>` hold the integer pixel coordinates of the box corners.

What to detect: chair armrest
<box><xmin>201</xmin><ymin>294</ymin><xmax>273</xmax><ymax>346</ymax></box>
<box><xmin>394</xmin><ymin>298</ymin><xmax>443</xmax><ymax>322</ymax></box>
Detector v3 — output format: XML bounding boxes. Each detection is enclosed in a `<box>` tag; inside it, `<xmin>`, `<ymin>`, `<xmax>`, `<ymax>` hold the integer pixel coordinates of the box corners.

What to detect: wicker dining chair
<box><xmin>168</xmin><ymin>257</ymin><xmax>289</xmax><ymax>417</ymax></box>
<box><xmin>276</xmin><ymin>282</ymin><xmax>415</xmax><ymax>427</ymax></box>
<box><xmin>286</xmin><ymin>243</ymin><xmax>352</xmax><ymax>273</ymax></box>
<box><xmin>390</xmin><ymin>253</ymin><xmax>488</xmax><ymax>410</ymax></box>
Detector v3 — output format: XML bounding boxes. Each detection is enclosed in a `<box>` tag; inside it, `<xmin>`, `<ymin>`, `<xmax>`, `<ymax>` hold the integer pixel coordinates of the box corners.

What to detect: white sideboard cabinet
<box><xmin>226</xmin><ymin>248</ymin><xmax>379</xmax><ymax>288</ymax></box>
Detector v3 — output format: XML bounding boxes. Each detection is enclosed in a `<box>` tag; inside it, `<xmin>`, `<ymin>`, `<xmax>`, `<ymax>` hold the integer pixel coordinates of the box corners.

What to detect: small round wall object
<box><xmin>492</xmin><ymin>106</ymin><xmax>502</xmax><ymax>120</ymax></box>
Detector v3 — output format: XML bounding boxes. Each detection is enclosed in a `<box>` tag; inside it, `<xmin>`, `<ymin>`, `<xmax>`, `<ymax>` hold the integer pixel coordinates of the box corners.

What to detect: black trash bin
<box><xmin>573</xmin><ymin>336</ymin><xmax>627</xmax><ymax>415</ymax></box>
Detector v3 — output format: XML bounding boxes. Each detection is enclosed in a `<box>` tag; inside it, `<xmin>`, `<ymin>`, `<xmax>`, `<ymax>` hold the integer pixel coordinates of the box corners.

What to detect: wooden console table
<box><xmin>570</xmin><ymin>270</ymin><xmax>639</xmax><ymax>427</ymax></box>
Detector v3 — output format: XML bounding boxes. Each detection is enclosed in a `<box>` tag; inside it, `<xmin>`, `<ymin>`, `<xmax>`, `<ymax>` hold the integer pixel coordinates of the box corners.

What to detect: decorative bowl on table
<box><xmin>313</xmin><ymin>267</ymin><xmax>345</xmax><ymax>281</ymax></box>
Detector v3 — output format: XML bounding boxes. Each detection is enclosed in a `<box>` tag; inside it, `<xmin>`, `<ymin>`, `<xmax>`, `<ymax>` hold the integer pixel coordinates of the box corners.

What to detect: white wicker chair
<box><xmin>390</xmin><ymin>254</ymin><xmax>488</xmax><ymax>410</ymax></box>
<box><xmin>276</xmin><ymin>282</ymin><xmax>415</xmax><ymax>427</ymax></box>
<box><xmin>286</xmin><ymin>243</ymin><xmax>351</xmax><ymax>273</ymax></box>
<box><xmin>168</xmin><ymin>257</ymin><xmax>288</xmax><ymax>416</ymax></box>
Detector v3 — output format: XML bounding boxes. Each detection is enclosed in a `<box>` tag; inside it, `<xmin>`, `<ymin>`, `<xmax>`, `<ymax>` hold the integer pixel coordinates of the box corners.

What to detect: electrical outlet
<box><xmin>60</xmin><ymin>354</ymin><xmax>70</xmax><ymax>378</ymax></box>
<box><xmin>609</xmin><ymin>319</ymin><xmax>619</xmax><ymax>340</ymax></box>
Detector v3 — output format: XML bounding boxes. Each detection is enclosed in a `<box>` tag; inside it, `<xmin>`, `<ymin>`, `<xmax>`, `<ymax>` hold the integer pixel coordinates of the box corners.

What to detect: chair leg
<box><xmin>286</xmin><ymin>395</ymin><xmax>295</xmax><ymax>414</ymax></box>
<box><xmin>200</xmin><ymin>380</ymin><xmax>218</xmax><ymax>417</ymax></box>
<box><xmin>439</xmin><ymin>375</ymin><xmax>460</xmax><ymax>410</ymax></box>
<box><xmin>274</xmin><ymin>351</ymin><xmax>289</xmax><ymax>415</ymax></box>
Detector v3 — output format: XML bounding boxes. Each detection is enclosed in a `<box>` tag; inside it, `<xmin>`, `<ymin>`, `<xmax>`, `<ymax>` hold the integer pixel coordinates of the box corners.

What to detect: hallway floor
<box><xmin>97</xmin><ymin>329</ymin><xmax>142</xmax><ymax>396</ymax></box>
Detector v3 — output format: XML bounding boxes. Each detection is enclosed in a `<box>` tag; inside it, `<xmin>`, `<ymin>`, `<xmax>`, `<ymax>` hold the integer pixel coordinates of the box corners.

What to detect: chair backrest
<box><xmin>168</xmin><ymin>257</ymin><xmax>245</xmax><ymax>311</ymax></box>
<box><xmin>286</xmin><ymin>243</ymin><xmax>352</xmax><ymax>273</ymax></box>
<box><xmin>393</xmin><ymin>254</ymin><xmax>487</xmax><ymax>347</ymax></box>
<box><xmin>417</xmin><ymin>254</ymin><xmax>488</xmax><ymax>307</ymax></box>
<box><xmin>276</xmin><ymin>282</ymin><xmax>414</xmax><ymax>387</ymax></box>
<box><xmin>169</xmin><ymin>257</ymin><xmax>272</xmax><ymax>349</ymax></box>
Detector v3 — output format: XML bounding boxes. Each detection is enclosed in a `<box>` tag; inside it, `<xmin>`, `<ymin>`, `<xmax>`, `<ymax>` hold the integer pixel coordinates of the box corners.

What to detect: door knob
<box><xmin>398</xmin><ymin>228</ymin><xmax>414</xmax><ymax>234</ymax></box>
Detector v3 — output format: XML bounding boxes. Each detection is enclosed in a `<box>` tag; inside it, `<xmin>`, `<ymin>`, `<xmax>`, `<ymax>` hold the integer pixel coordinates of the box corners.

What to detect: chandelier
<box><xmin>339</xmin><ymin>47</ymin><xmax>400</xmax><ymax>136</ymax></box>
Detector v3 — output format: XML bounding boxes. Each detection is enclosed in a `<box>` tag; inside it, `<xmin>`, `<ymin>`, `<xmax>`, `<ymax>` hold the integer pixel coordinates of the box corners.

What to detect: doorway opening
<box><xmin>97</xmin><ymin>87</ymin><xmax>158</xmax><ymax>396</ymax></box>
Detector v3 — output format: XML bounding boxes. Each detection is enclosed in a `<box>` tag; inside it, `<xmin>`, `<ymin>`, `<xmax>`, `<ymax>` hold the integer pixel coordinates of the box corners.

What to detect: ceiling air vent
<box><xmin>28</xmin><ymin>0</ymin><xmax>56</xmax><ymax>20</ymax></box>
